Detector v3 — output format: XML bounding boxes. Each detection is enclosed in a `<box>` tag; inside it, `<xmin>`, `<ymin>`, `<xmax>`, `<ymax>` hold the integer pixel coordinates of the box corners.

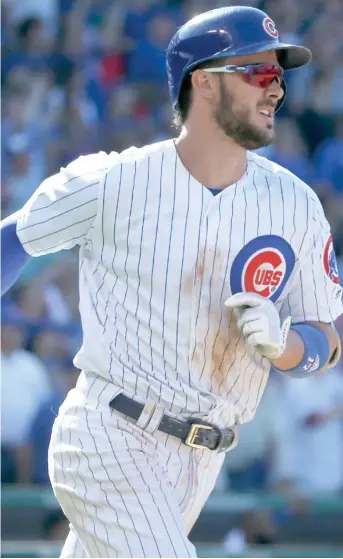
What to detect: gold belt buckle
<box><xmin>185</xmin><ymin>423</ymin><xmax>213</xmax><ymax>449</ymax></box>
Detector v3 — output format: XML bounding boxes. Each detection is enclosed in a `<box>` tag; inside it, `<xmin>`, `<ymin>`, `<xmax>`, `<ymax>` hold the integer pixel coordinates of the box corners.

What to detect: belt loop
<box><xmin>144</xmin><ymin>404</ymin><xmax>165</xmax><ymax>434</ymax></box>
<box><xmin>136</xmin><ymin>402</ymin><xmax>156</xmax><ymax>430</ymax></box>
<box><xmin>136</xmin><ymin>402</ymin><xmax>165</xmax><ymax>434</ymax></box>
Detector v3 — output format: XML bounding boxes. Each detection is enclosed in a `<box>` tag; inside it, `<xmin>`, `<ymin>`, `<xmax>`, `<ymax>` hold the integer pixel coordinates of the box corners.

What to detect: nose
<box><xmin>267</xmin><ymin>77</ymin><xmax>285</xmax><ymax>104</ymax></box>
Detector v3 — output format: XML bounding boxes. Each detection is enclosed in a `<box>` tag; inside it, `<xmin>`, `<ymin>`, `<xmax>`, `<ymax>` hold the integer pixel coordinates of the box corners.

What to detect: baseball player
<box><xmin>2</xmin><ymin>6</ymin><xmax>343</xmax><ymax>558</ymax></box>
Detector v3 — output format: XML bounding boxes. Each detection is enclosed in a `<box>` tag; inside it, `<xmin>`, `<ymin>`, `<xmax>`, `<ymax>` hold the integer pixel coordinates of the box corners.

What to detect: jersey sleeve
<box><xmin>16</xmin><ymin>152</ymin><xmax>112</xmax><ymax>256</ymax></box>
<box><xmin>284</xmin><ymin>193</ymin><xmax>343</xmax><ymax>324</ymax></box>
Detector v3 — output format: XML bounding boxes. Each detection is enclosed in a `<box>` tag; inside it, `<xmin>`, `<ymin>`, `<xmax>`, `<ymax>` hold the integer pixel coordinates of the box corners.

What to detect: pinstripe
<box><xmin>191</xmin><ymin>216</ymin><xmax>209</xmax><ymax>369</ymax></box>
<box><xmin>24</xmin><ymin>234</ymin><xmax>86</xmax><ymax>254</ymax></box>
<box><xmin>266</xmin><ymin>176</ymin><xmax>272</xmax><ymax>230</ymax></box>
<box><xmin>83</xmin><ymin>412</ymin><xmax>131</xmax><ymax>556</ymax></box>
<box><xmin>65</xmin><ymin>411</ymin><xmax>86</xmax><ymax>535</ymax></box>
<box><xmin>31</xmin><ymin>180</ymin><xmax>101</xmax><ymax>211</ymax></box>
<box><xmin>17</xmin><ymin>198</ymin><xmax>98</xmax><ymax>230</ymax></box>
<box><xmin>148</xmin><ymin>153</ymin><xmax>164</xmax><ymax>375</ymax></box>
<box><xmin>21</xmin><ymin>215</ymin><xmax>96</xmax><ymax>244</ymax></box>
<box><xmin>101</xmin><ymin>167</ymin><xmax>122</xmax><ymax>332</ymax></box>
<box><xmin>243</xmin><ymin>180</ymin><xmax>247</xmax><ymax>243</ymax></box>
<box><xmin>310</xmin><ymin>239</ymin><xmax>320</xmax><ymax>320</ymax></box>
<box><xmin>134</xmin><ymin>157</ymin><xmax>150</xmax><ymax>378</ymax></box>
<box><xmin>248</xmin><ymin>357</ymin><xmax>268</xmax><ymax>417</ymax></box>
<box><xmin>77</xmin><ymin>437</ymin><xmax>109</xmax><ymax>557</ymax></box>
<box><xmin>99</xmin><ymin>171</ymin><xmax>109</xmax><ymax>266</ymax></box>
<box><xmin>297</xmin><ymin>193</ymin><xmax>310</xmax><ymax>320</ymax></box>
<box><xmin>175</xmin><ymin>172</ymin><xmax>190</xmax><ymax>375</ymax></box>
<box><xmin>310</xmin><ymin>205</ymin><xmax>334</xmax><ymax>322</ymax></box>
<box><xmin>209</xmin><ymin>185</ymin><xmax>238</xmax><ymax>391</ymax></box>
<box><xmin>250</xmin><ymin>159</ymin><xmax>294</xmax><ymax>181</ymax></box>
<box><xmin>121</xmin><ymin>162</ymin><xmax>138</xmax><ymax>384</ymax></box>
<box><xmin>189</xmin><ymin>183</ymin><xmax>205</xmax><ymax>395</ymax></box>
<box><xmin>220</xmin><ymin>332</ymin><xmax>242</xmax><ymax>396</ymax></box>
<box><xmin>279</xmin><ymin>176</ymin><xmax>285</xmax><ymax>236</ymax></box>
<box><xmin>133</xmin><ymin>454</ymin><xmax>178</xmax><ymax>558</ymax></box>
<box><xmin>200</xmin><ymin>198</ymin><xmax>222</xmax><ymax>383</ymax></box>
<box><xmin>111</xmin><ymin>163</ymin><xmax>123</xmax><ymax>274</ymax></box>
<box><xmin>67</xmin><ymin>402</ymin><xmax>103</xmax><ymax>556</ymax></box>
<box><xmin>161</xmin><ymin>154</ymin><xmax>178</xmax><ymax>383</ymax></box>
<box><xmin>290</xmin><ymin>181</ymin><xmax>297</xmax><ymax>244</ymax></box>
<box><xmin>144</xmin><ymin>455</ymin><xmax>193</xmax><ymax>557</ymax></box>
<box><xmin>299</xmin><ymin>269</ymin><xmax>307</xmax><ymax>321</ymax></box>
<box><xmin>298</xmin><ymin>192</ymin><xmax>309</xmax><ymax>255</ymax></box>
<box><xmin>101</xmin><ymin>424</ymin><xmax>159</xmax><ymax>557</ymax></box>
<box><xmin>173</xmin><ymin>441</ymin><xmax>185</xmax><ymax>490</ymax></box>
<box><xmin>81</xmin><ymin>379</ymin><xmax>110</xmax><ymax>556</ymax></box>
<box><xmin>252</xmin><ymin>170</ymin><xmax>260</xmax><ymax>235</ymax></box>
<box><xmin>233</xmin><ymin>355</ymin><xmax>253</xmax><ymax>409</ymax></box>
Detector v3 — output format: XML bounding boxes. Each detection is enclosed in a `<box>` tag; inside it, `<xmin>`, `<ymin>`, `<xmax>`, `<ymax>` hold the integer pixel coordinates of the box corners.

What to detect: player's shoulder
<box><xmin>248</xmin><ymin>151</ymin><xmax>319</xmax><ymax>203</ymax></box>
<box><xmin>108</xmin><ymin>139</ymin><xmax>174</xmax><ymax>168</ymax></box>
<box><xmin>64</xmin><ymin>150</ymin><xmax>119</xmax><ymax>176</ymax></box>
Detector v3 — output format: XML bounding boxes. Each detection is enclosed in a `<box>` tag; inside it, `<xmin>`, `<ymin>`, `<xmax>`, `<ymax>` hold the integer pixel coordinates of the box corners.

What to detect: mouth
<box><xmin>258</xmin><ymin>108</ymin><xmax>274</xmax><ymax>121</ymax></box>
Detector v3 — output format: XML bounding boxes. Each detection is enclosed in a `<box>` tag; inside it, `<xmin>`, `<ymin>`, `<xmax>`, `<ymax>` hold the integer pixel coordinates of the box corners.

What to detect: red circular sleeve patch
<box><xmin>323</xmin><ymin>236</ymin><xmax>340</xmax><ymax>285</ymax></box>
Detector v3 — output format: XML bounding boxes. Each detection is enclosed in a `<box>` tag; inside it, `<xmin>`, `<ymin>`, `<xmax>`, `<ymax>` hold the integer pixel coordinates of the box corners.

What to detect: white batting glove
<box><xmin>225</xmin><ymin>292</ymin><xmax>292</xmax><ymax>359</ymax></box>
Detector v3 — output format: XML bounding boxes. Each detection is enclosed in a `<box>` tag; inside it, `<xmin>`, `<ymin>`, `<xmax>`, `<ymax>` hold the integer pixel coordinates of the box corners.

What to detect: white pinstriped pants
<box><xmin>48</xmin><ymin>372</ymin><xmax>226</xmax><ymax>558</ymax></box>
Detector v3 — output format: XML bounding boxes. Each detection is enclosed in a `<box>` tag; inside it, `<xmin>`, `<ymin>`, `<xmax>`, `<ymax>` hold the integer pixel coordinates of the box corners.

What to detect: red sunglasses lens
<box><xmin>241</xmin><ymin>65</ymin><xmax>283</xmax><ymax>88</ymax></box>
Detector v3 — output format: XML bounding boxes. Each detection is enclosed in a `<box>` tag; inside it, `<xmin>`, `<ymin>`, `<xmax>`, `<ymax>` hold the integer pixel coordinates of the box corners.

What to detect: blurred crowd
<box><xmin>1</xmin><ymin>0</ymin><xmax>343</xmax><ymax>497</ymax></box>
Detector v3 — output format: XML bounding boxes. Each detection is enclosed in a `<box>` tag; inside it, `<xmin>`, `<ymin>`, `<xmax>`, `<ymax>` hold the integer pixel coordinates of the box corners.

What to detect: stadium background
<box><xmin>1</xmin><ymin>0</ymin><xmax>343</xmax><ymax>557</ymax></box>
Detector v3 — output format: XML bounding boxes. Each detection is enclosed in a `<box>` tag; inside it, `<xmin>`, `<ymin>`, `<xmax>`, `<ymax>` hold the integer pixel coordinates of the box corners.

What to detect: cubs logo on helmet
<box><xmin>230</xmin><ymin>235</ymin><xmax>295</xmax><ymax>302</ymax></box>
<box><xmin>323</xmin><ymin>236</ymin><xmax>340</xmax><ymax>285</ymax></box>
<box><xmin>263</xmin><ymin>17</ymin><xmax>279</xmax><ymax>38</ymax></box>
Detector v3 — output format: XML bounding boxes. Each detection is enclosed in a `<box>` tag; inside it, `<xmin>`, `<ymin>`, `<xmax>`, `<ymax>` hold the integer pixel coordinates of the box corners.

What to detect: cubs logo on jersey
<box><xmin>230</xmin><ymin>235</ymin><xmax>295</xmax><ymax>302</ymax></box>
<box><xmin>323</xmin><ymin>235</ymin><xmax>340</xmax><ymax>285</ymax></box>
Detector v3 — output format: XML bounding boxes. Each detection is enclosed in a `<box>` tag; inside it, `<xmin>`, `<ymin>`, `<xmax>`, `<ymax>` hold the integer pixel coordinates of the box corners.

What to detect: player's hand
<box><xmin>225</xmin><ymin>292</ymin><xmax>291</xmax><ymax>359</ymax></box>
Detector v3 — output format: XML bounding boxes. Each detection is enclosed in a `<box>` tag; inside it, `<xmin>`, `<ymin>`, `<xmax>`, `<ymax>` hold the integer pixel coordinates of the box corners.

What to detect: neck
<box><xmin>175</xmin><ymin>117</ymin><xmax>247</xmax><ymax>189</ymax></box>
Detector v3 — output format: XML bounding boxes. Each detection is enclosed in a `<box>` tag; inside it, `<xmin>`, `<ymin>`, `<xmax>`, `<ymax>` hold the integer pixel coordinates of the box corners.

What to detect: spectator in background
<box><xmin>32</xmin><ymin>327</ymin><xmax>72</xmax><ymax>367</ymax></box>
<box><xmin>312</xmin><ymin>117</ymin><xmax>343</xmax><ymax>253</ymax></box>
<box><xmin>2</xmin><ymin>16</ymin><xmax>51</xmax><ymax>76</ymax></box>
<box><xmin>127</xmin><ymin>12</ymin><xmax>177</xmax><ymax>84</ymax></box>
<box><xmin>278</xmin><ymin>366</ymin><xmax>343</xmax><ymax>494</ymax></box>
<box><xmin>5</xmin><ymin>132</ymin><xmax>45</xmax><ymax>213</ymax></box>
<box><xmin>42</xmin><ymin>510</ymin><xmax>69</xmax><ymax>541</ymax></box>
<box><xmin>218</xmin><ymin>378</ymin><xmax>289</xmax><ymax>492</ymax></box>
<box><xmin>258</xmin><ymin>118</ymin><xmax>314</xmax><ymax>185</ymax></box>
<box><xmin>1</xmin><ymin>311</ymin><xmax>51</xmax><ymax>484</ymax></box>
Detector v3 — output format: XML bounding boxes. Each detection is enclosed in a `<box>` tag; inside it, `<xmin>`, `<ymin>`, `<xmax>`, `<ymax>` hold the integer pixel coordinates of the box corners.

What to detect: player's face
<box><xmin>212</xmin><ymin>51</ymin><xmax>284</xmax><ymax>149</ymax></box>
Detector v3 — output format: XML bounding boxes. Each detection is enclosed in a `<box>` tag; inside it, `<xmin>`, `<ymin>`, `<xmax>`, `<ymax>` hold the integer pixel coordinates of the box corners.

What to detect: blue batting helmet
<box><xmin>166</xmin><ymin>6</ymin><xmax>311</xmax><ymax>111</ymax></box>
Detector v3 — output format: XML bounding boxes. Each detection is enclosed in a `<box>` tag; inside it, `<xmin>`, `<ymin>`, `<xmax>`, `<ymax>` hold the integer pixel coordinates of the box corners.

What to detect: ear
<box><xmin>191</xmin><ymin>70</ymin><xmax>217</xmax><ymax>103</ymax></box>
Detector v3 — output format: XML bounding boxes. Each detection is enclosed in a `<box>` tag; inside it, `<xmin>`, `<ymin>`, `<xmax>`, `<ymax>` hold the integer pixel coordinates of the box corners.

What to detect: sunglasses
<box><xmin>201</xmin><ymin>63</ymin><xmax>284</xmax><ymax>89</ymax></box>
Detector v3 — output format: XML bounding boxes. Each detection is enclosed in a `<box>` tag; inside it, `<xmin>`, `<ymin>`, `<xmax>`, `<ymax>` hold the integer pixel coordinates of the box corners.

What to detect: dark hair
<box><xmin>17</xmin><ymin>17</ymin><xmax>41</xmax><ymax>41</ymax></box>
<box><xmin>172</xmin><ymin>74</ymin><xmax>193</xmax><ymax>130</ymax></box>
<box><xmin>172</xmin><ymin>58</ymin><xmax>227</xmax><ymax>130</ymax></box>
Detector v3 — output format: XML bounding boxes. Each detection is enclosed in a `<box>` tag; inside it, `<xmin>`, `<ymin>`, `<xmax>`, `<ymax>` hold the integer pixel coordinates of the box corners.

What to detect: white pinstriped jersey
<box><xmin>17</xmin><ymin>139</ymin><xmax>343</xmax><ymax>428</ymax></box>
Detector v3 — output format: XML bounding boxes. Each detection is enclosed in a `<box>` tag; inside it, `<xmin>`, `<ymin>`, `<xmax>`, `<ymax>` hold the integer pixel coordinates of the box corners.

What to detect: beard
<box><xmin>214</xmin><ymin>78</ymin><xmax>275</xmax><ymax>150</ymax></box>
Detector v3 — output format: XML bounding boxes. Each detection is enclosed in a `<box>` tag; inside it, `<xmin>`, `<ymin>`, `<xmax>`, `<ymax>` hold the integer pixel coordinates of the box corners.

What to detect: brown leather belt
<box><xmin>109</xmin><ymin>393</ymin><xmax>235</xmax><ymax>452</ymax></box>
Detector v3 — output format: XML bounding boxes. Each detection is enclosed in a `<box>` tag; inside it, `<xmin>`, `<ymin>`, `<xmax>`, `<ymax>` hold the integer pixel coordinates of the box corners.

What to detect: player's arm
<box><xmin>270</xmin><ymin>320</ymin><xmax>341</xmax><ymax>374</ymax></box>
<box><xmin>225</xmin><ymin>191</ymin><xmax>343</xmax><ymax>379</ymax></box>
<box><xmin>1</xmin><ymin>152</ymin><xmax>111</xmax><ymax>296</ymax></box>
<box><xmin>1</xmin><ymin>211</ymin><xmax>32</xmax><ymax>295</ymax></box>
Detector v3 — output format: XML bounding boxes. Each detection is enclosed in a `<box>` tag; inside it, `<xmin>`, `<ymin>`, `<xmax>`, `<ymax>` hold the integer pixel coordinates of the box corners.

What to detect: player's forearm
<box><xmin>271</xmin><ymin>321</ymin><xmax>340</xmax><ymax>375</ymax></box>
<box><xmin>1</xmin><ymin>211</ymin><xmax>31</xmax><ymax>296</ymax></box>
<box><xmin>269</xmin><ymin>329</ymin><xmax>304</xmax><ymax>370</ymax></box>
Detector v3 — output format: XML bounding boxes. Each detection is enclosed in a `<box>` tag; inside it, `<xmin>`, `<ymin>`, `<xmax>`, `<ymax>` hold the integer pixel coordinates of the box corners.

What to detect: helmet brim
<box><xmin>274</xmin><ymin>43</ymin><xmax>312</xmax><ymax>70</ymax></box>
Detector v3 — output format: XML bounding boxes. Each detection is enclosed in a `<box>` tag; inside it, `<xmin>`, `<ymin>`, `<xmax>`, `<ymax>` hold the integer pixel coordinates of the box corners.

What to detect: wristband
<box><xmin>274</xmin><ymin>323</ymin><xmax>330</xmax><ymax>379</ymax></box>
